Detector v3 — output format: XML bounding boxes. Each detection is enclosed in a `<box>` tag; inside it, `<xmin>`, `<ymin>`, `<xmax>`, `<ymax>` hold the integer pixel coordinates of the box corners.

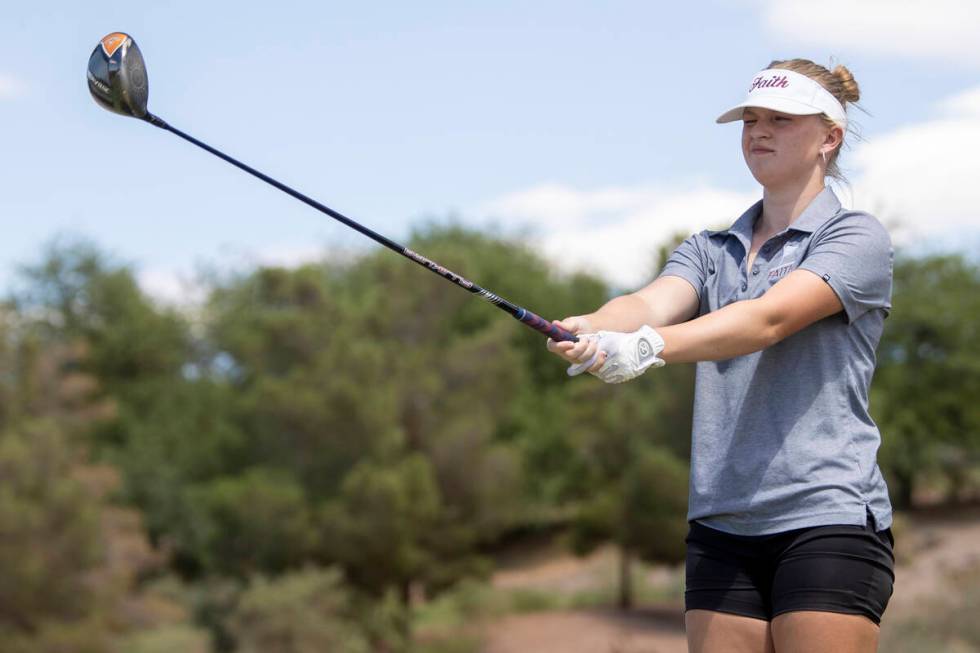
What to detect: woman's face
<box><xmin>740</xmin><ymin>107</ymin><xmax>838</xmax><ymax>188</ymax></box>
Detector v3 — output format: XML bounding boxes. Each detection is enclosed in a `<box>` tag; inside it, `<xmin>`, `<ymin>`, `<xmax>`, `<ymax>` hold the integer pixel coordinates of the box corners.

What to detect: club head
<box><xmin>87</xmin><ymin>32</ymin><xmax>149</xmax><ymax>119</ymax></box>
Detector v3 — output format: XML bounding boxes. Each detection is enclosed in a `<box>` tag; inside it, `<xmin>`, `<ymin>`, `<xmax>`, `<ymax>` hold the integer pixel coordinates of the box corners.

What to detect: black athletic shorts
<box><xmin>685</xmin><ymin>514</ymin><xmax>895</xmax><ymax>624</ymax></box>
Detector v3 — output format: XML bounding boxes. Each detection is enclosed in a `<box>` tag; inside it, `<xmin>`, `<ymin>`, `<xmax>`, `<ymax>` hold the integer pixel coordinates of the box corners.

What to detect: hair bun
<box><xmin>831</xmin><ymin>65</ymin><xmax>860</xmax><ymax>104</ymax></box>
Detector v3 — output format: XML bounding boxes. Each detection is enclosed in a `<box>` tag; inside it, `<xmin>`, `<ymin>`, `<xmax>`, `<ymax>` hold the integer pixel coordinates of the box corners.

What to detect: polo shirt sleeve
<box><xmin>798</xmin><ymin>212</ymin><xmax>893</xmax><ymax>324</ymax></box>
<box><xmin>657</xmin><ymin>232</ymin><xmax>711</xmax><ymax>296</ymax></box>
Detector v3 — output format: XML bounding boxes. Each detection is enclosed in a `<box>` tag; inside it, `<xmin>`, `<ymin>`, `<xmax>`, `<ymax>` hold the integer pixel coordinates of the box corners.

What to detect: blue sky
<box><xmin>2</xmin><ymin>0</ymin><xmax>978</xmax><ymax>298</ymax></box>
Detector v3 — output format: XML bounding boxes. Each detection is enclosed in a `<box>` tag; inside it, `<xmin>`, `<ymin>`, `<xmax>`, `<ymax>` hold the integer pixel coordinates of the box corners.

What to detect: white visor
<box><xmin>716</xmin><ymin>68</ymin><xmax>847</xmax><ymax>128</ymax></box>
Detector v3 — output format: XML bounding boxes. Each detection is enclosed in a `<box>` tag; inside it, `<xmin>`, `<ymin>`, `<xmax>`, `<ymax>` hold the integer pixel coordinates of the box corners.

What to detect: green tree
<box><xmin>322</xmin><ymin>454</ymin><xmax>486</xmax><ymax>604</ymax></box>
<box><xmin>873</xmin><ymin>253</ymin><xmax>980</xmax><ymax>507</ymax></box>
<box><xmin>565</xmin><ymin>376</ymin><xmax>690</xmax><ymax>610</ymax></box>
<box><xmin>184</xmin><ymin>468</ymin><xmax>319</xmax><ymax>577</ymax></box>
<box><xmin>203</xmin><ymin>225</ymin><xmax>590</xmax><ymax>590</ymax></box>
<box><xmin>103</xmin><ymin>377</ymin><xmax>248</xmax><ymax>558</ymax></box>
<box><xmin>15</xmin><ymin>241</ymin><xmax>189</xmax><ymax>399</ymax></box>
<box><xmin>0</xmin><ymin>314</ymin><xmax>208</xmax><ymax>653</ymax></box>
<box><xmin>0</xmin><ymin>421</ymin><xmax>110</xmax><ymax>651</ymax></box>
<box><xmin>13</xmin><ymin>241</ymin><xmax>251</xmax><ymax>573</ymax></box>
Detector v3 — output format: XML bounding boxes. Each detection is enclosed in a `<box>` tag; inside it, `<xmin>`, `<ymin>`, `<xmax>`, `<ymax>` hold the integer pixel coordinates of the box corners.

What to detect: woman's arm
<box><xmin>596</xmin><ymin>275</ymin><xmax>702</xmax><ymax>330</ymax></box>
<box><xmin>554</xmin><ymin>268</ymin><xmax>845</xmax><ymax>372</ymax></box>
<box><xmin>547</xmin><ymin>275</ymin><xmax>700</xmax><ymax>361</ymax></box>
<box><xmin>657</xmin><ymin>269</ymin><xmax>844</xmax><ymax>363</ymax></box>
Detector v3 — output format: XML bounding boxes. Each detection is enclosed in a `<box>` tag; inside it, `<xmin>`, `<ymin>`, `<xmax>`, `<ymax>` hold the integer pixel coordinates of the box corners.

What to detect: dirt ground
<box><xmin>886</xmin><ymin>505</ymin><xmax>980</xmax><ymax>617</ymax></box>
<box><xmin>481</xmin><ymin>607</ymin><xmax>687</xmax><ymax>653</ymax></box>
<box><xmin>479</xmin><ymin>507</ymin><xmax>980</xmax><ymax>653</ymax></box>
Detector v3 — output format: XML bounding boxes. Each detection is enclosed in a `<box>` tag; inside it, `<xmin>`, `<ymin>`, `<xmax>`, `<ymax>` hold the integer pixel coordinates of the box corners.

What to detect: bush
<box><xmin>120</xmin><ymin>625</ymin><xmax>211</xmax><ymax>653</ymax></box>
<box><xmin>227</xmin><ymin>566</ymin><xmax>409</xmax><ymax>653</ymax></box>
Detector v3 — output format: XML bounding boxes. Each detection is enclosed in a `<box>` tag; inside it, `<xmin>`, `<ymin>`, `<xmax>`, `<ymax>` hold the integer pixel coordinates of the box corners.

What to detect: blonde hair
<box><xmin>767</xmin><ymin>58</ymin><xmax>862</xmax><ymax>181</ymax></box>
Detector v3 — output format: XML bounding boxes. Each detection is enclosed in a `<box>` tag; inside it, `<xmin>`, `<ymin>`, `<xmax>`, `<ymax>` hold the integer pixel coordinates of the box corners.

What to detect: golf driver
<box><xmin>87</xmin><ymin>32</ymin><xmax>577</xmax><ymax>343</ymax></box>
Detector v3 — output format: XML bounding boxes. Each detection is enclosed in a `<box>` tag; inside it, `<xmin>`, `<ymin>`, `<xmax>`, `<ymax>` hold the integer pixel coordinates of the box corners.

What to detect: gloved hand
<box><xmin>566</xmin><ymin>325</ymin><xmax>665</xmax><ymax>383</ymax></box>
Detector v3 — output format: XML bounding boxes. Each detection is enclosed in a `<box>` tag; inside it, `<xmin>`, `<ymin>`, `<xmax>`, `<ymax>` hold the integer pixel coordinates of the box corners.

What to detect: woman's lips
<box><xmin>751</xmin><ymin>147</ymin><xmax>775</xmax><ymax>154</ymax></box>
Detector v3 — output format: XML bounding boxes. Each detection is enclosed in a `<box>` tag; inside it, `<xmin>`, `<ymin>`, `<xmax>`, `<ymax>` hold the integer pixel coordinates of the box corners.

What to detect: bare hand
<box><xmin>545</xmin><ymin>316</ymin><xmax>608</xmax><ymax>373</ymax></box>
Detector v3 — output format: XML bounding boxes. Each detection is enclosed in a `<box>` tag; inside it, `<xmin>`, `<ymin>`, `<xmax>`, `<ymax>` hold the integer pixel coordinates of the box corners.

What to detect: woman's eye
<box><xmin>744</xmin><ymin>120</ymin><xmax>756</xmax><ymax>126</ymax></box>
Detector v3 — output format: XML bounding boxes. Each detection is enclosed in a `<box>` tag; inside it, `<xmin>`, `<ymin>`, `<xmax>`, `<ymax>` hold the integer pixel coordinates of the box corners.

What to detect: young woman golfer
<box><xmin>548</xmin><ymin>59</ymin><xmax>895</xmax><ymax>653</ymax></box>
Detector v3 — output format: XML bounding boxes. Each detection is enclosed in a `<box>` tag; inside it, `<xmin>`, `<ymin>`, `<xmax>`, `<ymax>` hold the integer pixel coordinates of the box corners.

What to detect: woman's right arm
<box><xmin>547</xmin><ymin>275</ymin><xmax>700</xmax><ymax>363</ymax></box>
<box><xmin>600</xmin><ymin>275</ymin><xmax>701</xmax><ymax>330</ymax></box>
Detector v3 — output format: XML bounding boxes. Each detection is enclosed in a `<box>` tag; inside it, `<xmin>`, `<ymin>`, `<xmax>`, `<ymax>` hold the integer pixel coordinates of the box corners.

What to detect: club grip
<box><xmin>517</xmin><ymin>309</ymin><xmax>578</xmax><ymax>342</ymax></box>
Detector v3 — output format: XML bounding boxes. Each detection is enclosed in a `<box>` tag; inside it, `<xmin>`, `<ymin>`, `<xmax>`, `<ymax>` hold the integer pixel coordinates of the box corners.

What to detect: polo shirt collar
<box><xmin>789</xmin><ymin>187</ymin><xmax>842</xmax><ymax>233</ymax></box>
<box><xmin>713</xmin><ymin>187</ymin><xmax>842</xmax><ymax>249</ymax></box>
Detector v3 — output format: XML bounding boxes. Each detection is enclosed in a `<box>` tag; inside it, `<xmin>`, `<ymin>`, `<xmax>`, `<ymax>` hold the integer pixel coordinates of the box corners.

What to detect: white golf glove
<box><xmin>566</xmin><ymin>325</ymin><xmax>665</xmax><ymax>383</ymax></box>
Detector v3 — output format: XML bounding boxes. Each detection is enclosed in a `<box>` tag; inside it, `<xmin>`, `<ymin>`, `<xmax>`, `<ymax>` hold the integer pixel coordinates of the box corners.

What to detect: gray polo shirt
<box><xmin>659</xmin><ymin>187</ymin><xmax>893</xmax><ymax>535</ymax></box>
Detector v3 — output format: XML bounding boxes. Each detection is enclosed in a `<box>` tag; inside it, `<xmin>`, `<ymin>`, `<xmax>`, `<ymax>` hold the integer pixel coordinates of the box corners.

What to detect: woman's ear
<box><xmin>824</xmin><ymin>125</ymin><xmax>844</xmax><ymax>151</ymax></box>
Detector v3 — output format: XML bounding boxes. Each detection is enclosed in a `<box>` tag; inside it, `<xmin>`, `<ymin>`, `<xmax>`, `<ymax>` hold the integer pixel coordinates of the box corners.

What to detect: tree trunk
<box><xmin>400</xmin><ymin>580</ymin><xmax>412</xmax><ymax>606</ymax></box>
<box><xmin>892</xmin><ymin>470</ymin><xmax>914</xmax><ymax>509</ymax></box>
<box><xmin>618</xmin><ymin>544</ymin><xmax>633</xmax><ymax>611</ymax></box>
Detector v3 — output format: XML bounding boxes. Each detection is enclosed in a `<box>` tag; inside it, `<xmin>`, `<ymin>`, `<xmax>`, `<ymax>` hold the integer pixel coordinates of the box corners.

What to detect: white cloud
<box><xmin>0</xmin><ymin>74</ymin><xmax>27</xmax><ymax>100</ymax></box>
<box><xmin>848</xmin><ymin>84</ymin><xmax>980</xmax><ymax>245</ymax></box>
<box><xmin>138</xmin><ymin>267</ymin><xmax>205</xmax><ymax>307</ymax></box>
<box><xmin>757</xmin><ymin>0</ymin><xmax>980</xmax><ymax>65</ymax></box>
<box><xmin>481</xmin><ymin>183</ymin><xmax>758</xmax><ymax>289</ymax></box>
<box><xmin>939</xmin><ymin>86</ymin><xmax>980</xmax><ymax>117</ymax></box>
<box><xmin>247</xmin><ymin>243</ymin><xmax>328</xmax><ymax>269</ymax></box>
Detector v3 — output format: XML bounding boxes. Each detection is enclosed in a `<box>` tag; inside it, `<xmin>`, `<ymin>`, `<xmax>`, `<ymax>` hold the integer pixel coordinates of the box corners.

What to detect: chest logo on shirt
<box><xmin>768</xmin><ymin>263</ymin><xmax>795</xmax><ymax>281</ymax></box>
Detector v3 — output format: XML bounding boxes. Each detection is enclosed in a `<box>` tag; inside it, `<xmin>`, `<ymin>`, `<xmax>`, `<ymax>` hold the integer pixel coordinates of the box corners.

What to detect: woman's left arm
<box><xmin>656</xmin><ymin>269</ymin><xmax>843</xmax><ymax>364</ymax></box>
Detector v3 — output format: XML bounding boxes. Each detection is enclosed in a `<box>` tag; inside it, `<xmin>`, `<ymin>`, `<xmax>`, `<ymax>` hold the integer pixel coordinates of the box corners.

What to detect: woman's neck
<box><xmin>758</xmin><ymin>171</ymin><xmax>826</xmax><ymax>235</ymax></box>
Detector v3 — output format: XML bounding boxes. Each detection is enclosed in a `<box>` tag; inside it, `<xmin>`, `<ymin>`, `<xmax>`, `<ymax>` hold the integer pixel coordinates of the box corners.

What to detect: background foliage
<box><xmin>1</xmin><ymin>226</ymin><xmax>976</xmax><ymax>651</ymax></box>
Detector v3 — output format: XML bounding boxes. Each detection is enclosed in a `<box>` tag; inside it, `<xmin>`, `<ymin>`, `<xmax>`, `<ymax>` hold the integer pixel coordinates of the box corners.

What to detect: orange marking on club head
<box><xmin>101</xmin><ymin>33</ymin><xmax>129</xmax><ymax>57</ymax></box>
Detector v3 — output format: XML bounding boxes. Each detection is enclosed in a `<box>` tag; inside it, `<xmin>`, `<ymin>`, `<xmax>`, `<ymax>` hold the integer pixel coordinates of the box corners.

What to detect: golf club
<box><xmin>87</xmin><ymin>32</ymin><xmax>577</xmax><ymax>343</ymax></box>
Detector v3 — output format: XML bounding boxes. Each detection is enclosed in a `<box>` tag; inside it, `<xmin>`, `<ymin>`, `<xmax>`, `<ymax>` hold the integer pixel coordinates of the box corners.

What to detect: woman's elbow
<box><xmin>754</xmin><ymin>302</ymin><xmax>791</xmax><ymax>350</ymax></box>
